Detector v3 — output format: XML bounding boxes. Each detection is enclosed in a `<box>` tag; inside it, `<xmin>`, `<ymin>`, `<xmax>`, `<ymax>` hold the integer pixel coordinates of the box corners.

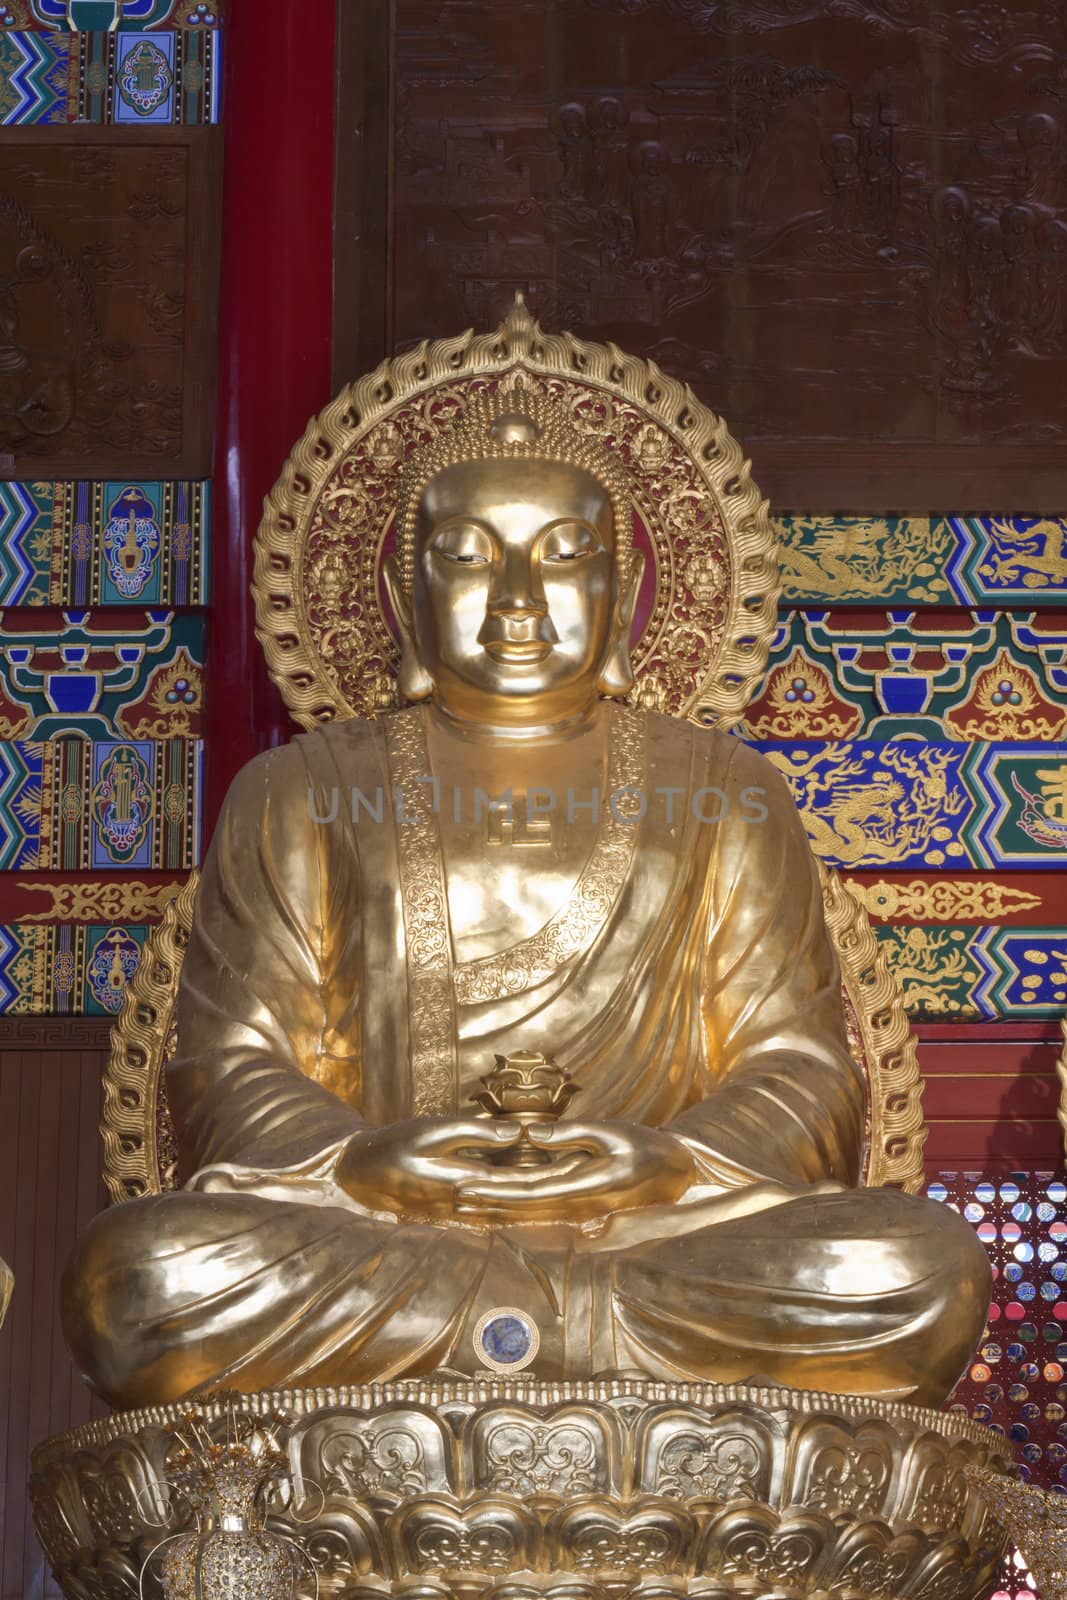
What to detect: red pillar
<box><xmin>205</xmin><ymin>0</ymin><xmax>337</xmax><ymax>831</ymax></box>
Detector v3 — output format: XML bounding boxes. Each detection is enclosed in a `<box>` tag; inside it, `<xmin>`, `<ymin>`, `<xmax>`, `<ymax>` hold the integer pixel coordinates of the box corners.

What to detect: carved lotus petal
<box><xmin>82</xmin><ymin>1549</ymin><xmax>138</xmax><ymax>1600</ymax></box>
<box><xmin>698</xmin><ymin>1503</ymin><xmax>837</xmax><ymax>1591</ymax></box>
<box><xmin>385</xmin><ymin>1582</ymin><xmax>450</xmax><ymax>1600</ymax></box>
<box><xmin>547</xmin><ymin>1496</ymin><xmax>697</xmax><ymax>1576</ymax></box>
<box><xmin>907</xmin><ymin>1540</ymin><xmax>1001</xmax><ymax>1600</ymax></box>
<box><xmin>29</xmin><ymin>1467</ymin><xmax>93</xmax><ymax>1567</ymax></box>
<box><xmin>634</xmin><ymin>1404</ymin><xmax>779</xmax><ymax>1503</ymax></box>
<box><xmin>391</xmin><ymin>1493</ymin><xmax>541</xmax><ymax>1578</ymax></box>
<box><xmin>897</xmin><ymin>1436</ymin><xmax>981</xmax><ymax>1538</ymax></box>
<box><xmin>287</xmin><ymin>1407</ymin><xmax>452</xmax><ymax>1505</ymax></box>
<box><xmin>789</xmin><ymin>1417</ymin><xmax>898</xmax><ymax>1522</ymax></box>
<box><xmin>273</xmin><ymin>1503</ymin><xmax>385</xmax><ymax>1584</ymax></box>
<box><xmin>75</xmin><ymin>1440</ymin><xmax>164</xmax><ymax>1545</ymax></box>
<box><xmin>464</xmin><ymin>1404</ymin><xmax>623</xmax><ymax>1498</ymax></box>
<box><xmin>484</xmin><ymin>1584</ymin><xmax>604</xmax><ymax>1600</ymax></box>
<box><xmin>821</xmin><ymin>1521</ymin><xmax>932</xmax><ymax>1599</ymax></box>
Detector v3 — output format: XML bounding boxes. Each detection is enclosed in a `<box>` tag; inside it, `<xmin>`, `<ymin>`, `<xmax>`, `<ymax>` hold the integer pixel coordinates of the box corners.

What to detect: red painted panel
<box><xmin>924</xmin><ymin>1120</ymin><xmax>1063</xmax><ymax>1169</ymax></box>
<box><xmin>921</xmin><ymin>1044</ymin><xmax>1063</xmax><ymax>1078</ymax></box>
<box><xmin>918</xmin><ymin>1023</ymin><xmax>1065</xmax><ymax>1172</ymax></box>
<box><xmin>918</xmin><ymin>1024</ymin><xmax>1065</xmax><ymax>1043</ymax></box>
<box><xmin>923</xmin><ymin>1077</ymin><xmax>1059</xmax><ymax>1121</ymax></box>
<box><xmin>1</xmin><ymin>873</ymin><xmax>189</xmax><ymax>925</ymax></box>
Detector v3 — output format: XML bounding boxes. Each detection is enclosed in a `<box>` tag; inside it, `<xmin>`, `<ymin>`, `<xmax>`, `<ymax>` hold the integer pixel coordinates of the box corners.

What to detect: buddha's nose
<box><xmin>487</xmin><ymin>547</ymin><xmax>549</xmax><ymax>621</ymax></box>
<box><xmin>479</xmin><ymin>549</ymin><xmax>559</xmax><ymax>651</ymax></box>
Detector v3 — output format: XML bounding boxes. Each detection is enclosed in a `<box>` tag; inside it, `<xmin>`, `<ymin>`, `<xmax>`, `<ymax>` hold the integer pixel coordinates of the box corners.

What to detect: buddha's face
<box><xmin>404</xmin><ymin>456</ymin><xmax>624</xmax><ymax>727</ymax></box>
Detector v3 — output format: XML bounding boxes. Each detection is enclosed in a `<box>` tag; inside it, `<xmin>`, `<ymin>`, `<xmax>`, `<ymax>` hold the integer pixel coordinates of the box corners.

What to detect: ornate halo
<box><xmin>253</xmin><ymin>296</ymin><xmax>780</xmax><ymax>730</ymax></box>
<box><xmin>820</xmin><ymin>865</ymin><xmax>926</xmax><ymax>1194</ymax></box>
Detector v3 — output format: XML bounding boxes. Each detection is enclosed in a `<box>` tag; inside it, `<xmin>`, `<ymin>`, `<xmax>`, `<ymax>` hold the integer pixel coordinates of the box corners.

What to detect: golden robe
<box><xmin>63</xmin><ymin>706</ymin><xmax>990</xmax><ymax>1407</ymax></box>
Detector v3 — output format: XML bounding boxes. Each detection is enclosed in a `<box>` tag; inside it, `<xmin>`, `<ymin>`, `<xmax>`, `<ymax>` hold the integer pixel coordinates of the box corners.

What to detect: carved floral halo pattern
<box><xmin>253</xmin><ymin>296</ymin><xmax>779</xmax><ymax>731</ymax></box>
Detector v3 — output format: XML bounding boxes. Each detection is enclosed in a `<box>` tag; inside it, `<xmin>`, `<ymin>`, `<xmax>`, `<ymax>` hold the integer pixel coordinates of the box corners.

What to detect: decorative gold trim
<box><xmin>17</xmin><ymin>876</ymin><xmax>190</xmax><ymax>923</ymax></box>
<box><xmin>454</xmin><ymin>704</ymin><xmax>645</xmax><ymax>1005</ymax></box>
<box><xmin>253</xmin><ymin>295</ymin><xmax>779</xmax><ymax>732</ymax></box>
<box><xmin>100</xmin><ymin>871</ymin><xmax>199</xmax><ymax>1204</ymax></box>
<box><xmin>825</xmin><ymin>866</ymin><xmax>926</xmax><ymax>1193</ymax></box>
<box><xmin>32</xmin><ymin>1374</ymin><xmax>1007</xmax><ymax>1463</ymax></box>
<box><xmin>386</xmin><ymin>708</ymin><xmax>458</xmax><ymax>1115</ymax></box>
<box><xmin>846</xmin><ymin>876</ymin><xmax>1042</xmax><ymax>922</ymax></box>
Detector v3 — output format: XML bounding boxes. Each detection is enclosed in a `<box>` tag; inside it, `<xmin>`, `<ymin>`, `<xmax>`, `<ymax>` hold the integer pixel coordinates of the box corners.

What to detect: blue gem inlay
<box><xmin>480</xmin><ymin>1314</ymin><xmax>533</xmax><ymax>1365</ymax></box>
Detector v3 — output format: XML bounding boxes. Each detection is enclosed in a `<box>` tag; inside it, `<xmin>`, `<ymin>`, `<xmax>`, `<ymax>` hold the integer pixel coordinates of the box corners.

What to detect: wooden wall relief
<box><xmin>0</xmin><ymin>127</ymin><xmax>219</xmax><ymax>480</ymax></box>
<box><xmin>370</xmin><ymin>1</ymin><xmax>1067</xmax><ymax>507</ymax></box>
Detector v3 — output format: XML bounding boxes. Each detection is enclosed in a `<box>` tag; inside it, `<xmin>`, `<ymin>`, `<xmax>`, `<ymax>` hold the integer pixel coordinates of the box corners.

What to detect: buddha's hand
<box><xmin>335</xmin><ymin>1117</ymin><xmax>524</xmax><ymax>1221</ymax></box>
<box><xmin>454</xmin><ymin>1121</ymin><xmax>696</xmax><ymax>1224</ymax></box>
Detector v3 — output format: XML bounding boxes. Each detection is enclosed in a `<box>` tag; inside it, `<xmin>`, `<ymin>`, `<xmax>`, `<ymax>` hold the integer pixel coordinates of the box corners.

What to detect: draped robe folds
<box><xmin>62</xmin><ymin>706</ymin><xmax>990</xmax><ymax>1408</ymax></box>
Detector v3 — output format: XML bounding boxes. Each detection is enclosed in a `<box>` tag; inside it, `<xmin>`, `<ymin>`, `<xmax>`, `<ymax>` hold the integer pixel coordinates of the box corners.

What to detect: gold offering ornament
<box><xmin>471</xmin><ymin>1049</ymin><xmax>580</xmax><ymax>1167</ymax></box>
<box><xmin>252</xmin><ymin>294</ymin><xmax>779</xmax><ymax>730</ymax></box>
<box><xmin>141</xmin><ymin>1399</ymin><xmax>307</xmax><ymax>1600</ymax></box>
<box><xmin>968</xmin><ymin>1466</ymin><xmax>1067</xmax><ymax>1600</ymax></box>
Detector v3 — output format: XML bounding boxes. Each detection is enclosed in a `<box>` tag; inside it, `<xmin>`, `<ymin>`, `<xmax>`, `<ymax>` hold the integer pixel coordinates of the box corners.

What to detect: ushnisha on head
<box><xmin>393</xmin><ymin>385</ymin><xmax>634</xmax><ymax>593</ymax></box>
<box><xmin>384</xmin><ymin>384</ymin><xmax>644</xmax><ymax>731</ymax></box>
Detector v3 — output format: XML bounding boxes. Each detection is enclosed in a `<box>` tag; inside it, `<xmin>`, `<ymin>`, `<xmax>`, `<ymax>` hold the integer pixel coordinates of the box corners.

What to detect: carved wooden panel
<box><xmin>373</xmin><ymin>1</ymin><xmax>1067</xmax><ymax>507</ymax></box>
<box><xmin>0</xmin><ymin>128</ymin><xmax>219</xmax><ymax>480</ymax></box>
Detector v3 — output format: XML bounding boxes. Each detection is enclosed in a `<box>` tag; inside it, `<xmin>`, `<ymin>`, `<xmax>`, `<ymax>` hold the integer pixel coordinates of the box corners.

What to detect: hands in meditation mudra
<box><xmin>62</xmin><ymin>302</ymin><xmax>989</xmax><ymax>1409</ymax></box>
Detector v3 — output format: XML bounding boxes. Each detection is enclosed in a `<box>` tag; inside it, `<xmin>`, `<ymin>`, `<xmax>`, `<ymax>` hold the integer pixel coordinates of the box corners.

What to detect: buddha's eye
<box><xmin>430</xmin><ymin>522</ymin><xmax>492</xmax><ymax>566</ymax></box>
<box><xmin>541</xmin><ymin>521</ymin><xmax>602</xmax><ymax>563</ymax></box>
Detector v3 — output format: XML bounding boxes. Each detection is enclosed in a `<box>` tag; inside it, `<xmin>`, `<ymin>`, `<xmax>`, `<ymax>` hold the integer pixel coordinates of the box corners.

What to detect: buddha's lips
<box><xmin>483</xmin><ymin>638</ymin><xmax>554</xmax><ymax>664</ymax></box>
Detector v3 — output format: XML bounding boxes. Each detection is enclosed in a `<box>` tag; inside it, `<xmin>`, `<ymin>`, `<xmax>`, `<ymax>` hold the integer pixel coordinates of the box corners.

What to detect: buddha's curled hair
<box><xmin>394</xmin><ymin>381</ymin><xmax>634</xmax><ymax>591</ymax></box>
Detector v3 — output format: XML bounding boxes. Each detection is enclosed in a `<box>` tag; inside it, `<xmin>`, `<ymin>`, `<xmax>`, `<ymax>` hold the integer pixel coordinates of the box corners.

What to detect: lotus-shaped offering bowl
<box><xmin>32</xmin><ymin>1379</ymin><xmax>1012</xmax><ymax>1600</ymax></box>
<box><xmin>471</xmin><ymin>1050</ymin><xmax>579</xmax><ymax>1166</ymax></box>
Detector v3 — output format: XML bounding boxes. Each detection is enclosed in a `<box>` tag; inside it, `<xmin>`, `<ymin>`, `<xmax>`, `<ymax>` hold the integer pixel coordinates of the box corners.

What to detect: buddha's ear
<box><xmin>597</xmin><ymin>547</ymin><xmax>645</xmax><ymax>698</ymax></box>
<box><xmin>383</xmin><ymin>553</ymin><xmax>434</xmax><ymax>703</ymax></box>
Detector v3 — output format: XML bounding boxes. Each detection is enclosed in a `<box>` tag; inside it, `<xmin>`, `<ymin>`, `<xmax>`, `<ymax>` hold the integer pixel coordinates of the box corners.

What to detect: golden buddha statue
<box><xmin>62</xmin><ymin>306</ymin><xmax>990</xmax><ymax>1412</ymax></box>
